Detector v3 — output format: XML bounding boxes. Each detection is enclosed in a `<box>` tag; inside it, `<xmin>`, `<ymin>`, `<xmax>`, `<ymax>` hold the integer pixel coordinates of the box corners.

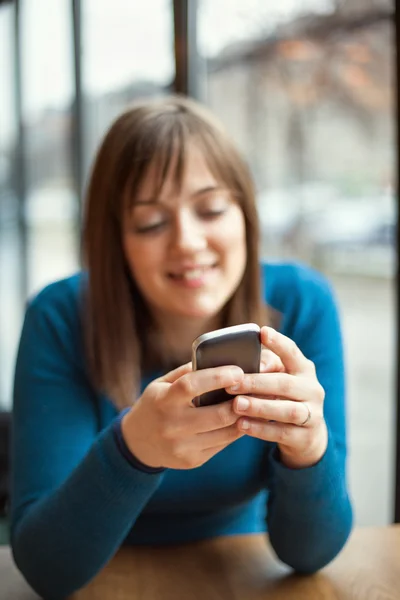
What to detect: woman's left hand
<box><xmin>226</xmin><ymin>326</ymin><xmax>328</xmax><ymax>469</ymax></box>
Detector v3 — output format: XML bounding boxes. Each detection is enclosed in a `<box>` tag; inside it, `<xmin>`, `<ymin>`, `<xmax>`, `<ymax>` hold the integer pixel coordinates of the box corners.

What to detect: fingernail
<box><xmin>240</xmin><ymin>419</ymin><xmax>251</xmax><ymax>430</ymax></box>
<box><xmin>230</xmin><ymin>367</ymin><xmax>243</xmax><ymax>382</ymax></box>
<box><xmin>237</xmin><ymin>397</ymin><xmax>250</xmax><ymax>411</ymax></box>
<box><xmin>228</xmin><ymin>383</ymin><xmax>240</xmax><ymax>393</ymax></box>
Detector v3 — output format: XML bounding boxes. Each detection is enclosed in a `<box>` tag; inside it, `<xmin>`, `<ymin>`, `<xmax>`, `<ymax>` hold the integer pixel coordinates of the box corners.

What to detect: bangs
<box><xmin>116</xmin><ymin>97</ymin><xmax>252</xmax><ymax>221</ymax></box>
<box><xmin>124</xmin><ymin>115</ymin><xmax>189</xmax><ymax>210</ymax></box>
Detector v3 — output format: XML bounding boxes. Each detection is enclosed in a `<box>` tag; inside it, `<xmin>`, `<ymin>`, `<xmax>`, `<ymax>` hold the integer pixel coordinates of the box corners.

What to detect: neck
<box><xmin>154</xmin><ymin>313</ymin><xmax>222</xmax><ymax>368</ymax></box>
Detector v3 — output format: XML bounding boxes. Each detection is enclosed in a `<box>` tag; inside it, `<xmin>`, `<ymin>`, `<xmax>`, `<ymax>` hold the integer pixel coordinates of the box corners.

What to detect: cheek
<box><xmin>214</xmin><ymin>211</ymin><xmax>247</xmax><ymax>258</ymax></box>
<box><xmin>122</xmin><ymin>236</ymin><xmax>160</xmax><ymax>283</ymax></box>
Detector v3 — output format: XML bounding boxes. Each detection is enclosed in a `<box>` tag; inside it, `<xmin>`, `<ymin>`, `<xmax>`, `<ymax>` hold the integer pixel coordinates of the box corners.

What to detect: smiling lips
<box><xmin>168</xmin><ymin>264</ymin><xmax>217</xmax><ymax>287</ymax></box>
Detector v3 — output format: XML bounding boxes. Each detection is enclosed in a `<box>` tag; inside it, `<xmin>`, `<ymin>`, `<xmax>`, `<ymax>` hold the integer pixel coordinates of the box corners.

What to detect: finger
<box><xmin>159</xmin><ymin>362</ymin><xmax>192</xmax><ymax>384</ymax></box>
<box><xmin>198</xmin><ymin>423</ymin><xmax>244</xmax><ymax>450</ymax></box>
<box><xmin>226</xmin><ymin>372</ymin><xmax>316</xmax><ymax>402</ymax></box>
<box><xmin>261</xmin><ymin>326</ymin><xmax>311</xmax><ymax>375</ymax></box>
<box><xmin>260</xmin><ymin>348</ymin><xmax>285</xmax><ymax>373</ymax></box>
<box><xmin>169</xmin><ymin>366</ymin><xmax>244</xmax><ymax>406</ymax></box>
<box><xmin>185</xmin><ymin>400</ymin><xmax>239</xmax><ymax>434</ymax></box>
<box><xmin>237</xmin><ymin>418</ymin><xmax>304</xmax><ymax>446</ymax></box>
<box><xmin>233</xmin><ymin>396</ymin><xmax>312</xmax><ymax>427</ymax></box>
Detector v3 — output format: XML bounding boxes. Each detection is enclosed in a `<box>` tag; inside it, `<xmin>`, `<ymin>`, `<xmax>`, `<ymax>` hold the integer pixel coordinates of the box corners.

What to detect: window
<box><xmin>0</xmin><ymin>3</ymin><xmax>22</xmax><ymax>409</ymax></box>
<box><xmin>20</xmin><ymin>0</ymin><xmax>79</xmax><ymax>296</ymax></box>
<box><xmin>198</xmin><ymin>0</ymin><xmax>396</xmax><ymax>526</ymax></box>
<box><xmin>81</xmin><ymin>0</ymin><xmax>175</xmax><ymax>177</ymax></box>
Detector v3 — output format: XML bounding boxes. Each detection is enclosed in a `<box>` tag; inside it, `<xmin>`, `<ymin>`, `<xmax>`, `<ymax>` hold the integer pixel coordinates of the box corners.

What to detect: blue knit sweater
<box><xmin>10</xmin><ymin>261</ymin><xmax>353</xmax><ymax>599</ymax></box>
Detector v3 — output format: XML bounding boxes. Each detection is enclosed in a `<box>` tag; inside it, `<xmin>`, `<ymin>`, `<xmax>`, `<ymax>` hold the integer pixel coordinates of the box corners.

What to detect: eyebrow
<box><xmin>133</xmin><ymin>185</ymin><xmax>222</xmax><ymax>206</ymax></box>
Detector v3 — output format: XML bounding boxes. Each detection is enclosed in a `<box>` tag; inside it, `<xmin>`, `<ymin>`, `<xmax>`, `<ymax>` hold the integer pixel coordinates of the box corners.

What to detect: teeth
<box><xmin>169</xmin><ymin>265</ymin><xmax>216</xmax><ymax>280</ymax></box>
<box><xmin>182</xmin><ymin>269</ymin><xmax>204</xmax><ymax>280</ymax></box>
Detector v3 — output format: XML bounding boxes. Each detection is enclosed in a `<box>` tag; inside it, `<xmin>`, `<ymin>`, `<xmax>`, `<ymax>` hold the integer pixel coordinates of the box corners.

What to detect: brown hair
<box><xmin>82</xmin><ymin>95</ymin><xmax>269</xmax><ymax>409</ymax></box>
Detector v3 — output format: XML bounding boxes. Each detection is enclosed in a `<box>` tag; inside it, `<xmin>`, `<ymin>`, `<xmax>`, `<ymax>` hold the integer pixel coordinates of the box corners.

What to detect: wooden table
<box><xmin>71</xmin><ymin>526</ymin><xmax>400</xmax><ymax>600</ymax></box>
<box><xmin>2</xmin><ymin>526</ymin><xmax>400</xmax><ymax>599</ymax></box>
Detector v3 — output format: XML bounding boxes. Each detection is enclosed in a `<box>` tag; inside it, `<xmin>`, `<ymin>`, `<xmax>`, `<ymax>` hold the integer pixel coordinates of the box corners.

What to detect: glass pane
<box><xmin>0</xmin><ymin>4</ymin><xmax>23</xmax><ymax>410</ymax></box>
<box><xmin>20</xmin><ymin>0</ymin><xmax>79</xmax><ymax>297</ymax></box>
<box><xmin>198</xmin><ymin>0</ymin><xmax>396</xmax><ymax>525</ymax></box>
<box><xmin>82</xmin><ymin>0</ymin><xmax>175</xmax><ymax>173</ymax></box>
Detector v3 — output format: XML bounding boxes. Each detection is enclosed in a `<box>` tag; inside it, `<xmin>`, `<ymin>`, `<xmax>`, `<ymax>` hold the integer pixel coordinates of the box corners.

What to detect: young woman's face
<box><xmin>122</xmin><ymin>145</ymin><xmax>247</xmax><ymax>322</ymax></box>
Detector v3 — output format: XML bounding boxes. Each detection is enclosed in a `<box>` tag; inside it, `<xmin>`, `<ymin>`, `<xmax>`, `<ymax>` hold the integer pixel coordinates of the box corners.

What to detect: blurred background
<box><xmin>0</xmin><ymin>0</ymin><xmax>397</xmax><ymax>533</ymax></box>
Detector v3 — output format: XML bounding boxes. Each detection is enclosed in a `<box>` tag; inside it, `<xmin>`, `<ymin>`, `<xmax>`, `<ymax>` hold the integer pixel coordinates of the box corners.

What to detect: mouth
<box><xmin>167</xmin><ymin>264</ymin><xmax>218</xmax><ymax>282</ymax></box>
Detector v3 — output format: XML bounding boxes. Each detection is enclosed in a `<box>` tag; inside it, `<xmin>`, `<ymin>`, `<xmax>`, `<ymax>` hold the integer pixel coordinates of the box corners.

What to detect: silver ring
<box><xmin>300</xmin><ymin>402</ymin><xmax>312</xmax><ymax>427</ymax></box>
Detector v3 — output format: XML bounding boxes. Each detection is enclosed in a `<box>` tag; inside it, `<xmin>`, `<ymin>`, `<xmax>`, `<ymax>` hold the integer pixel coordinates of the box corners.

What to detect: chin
<box><xmin>174</xmin><ymin>304</ymin><xmax>222</xmax><ymax>320</ymax></box>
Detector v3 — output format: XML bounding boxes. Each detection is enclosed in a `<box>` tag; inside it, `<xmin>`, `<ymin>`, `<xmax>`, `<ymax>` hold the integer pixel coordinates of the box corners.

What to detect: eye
<box><xmin>128</xmin><ymin>207</ymin><xmax>169</xmax><ymax>235</ymax></box>
<box><xmin>133</xmin><ymin>221</ymin><xmax>167</xmax><ymax>234</ymax></box>
<box><xmin>197</xmin><ymin>197</ymin><xmax>230</xmax><ymax>220</ymax></box>
<box><xmin>199</xmin><ymin>208</ymin><xmax>227</xmax><ymax>220</ymax></box>
<box><xmin>195</xmin><ymin>189</ymin><xmax>232</xmax><ymax>218</ymax></box>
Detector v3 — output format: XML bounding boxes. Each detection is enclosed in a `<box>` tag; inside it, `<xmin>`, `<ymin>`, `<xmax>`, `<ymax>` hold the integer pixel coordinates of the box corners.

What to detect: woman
<box><xmin>11</xmin><ymin>96</ymin><xmax>352</xmax><ymax>599</ymax></box>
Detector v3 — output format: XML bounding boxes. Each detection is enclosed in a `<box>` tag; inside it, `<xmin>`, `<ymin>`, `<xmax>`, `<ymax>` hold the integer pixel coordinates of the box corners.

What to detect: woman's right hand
<box><xmin>120</xmin><ymin>363</ymin><xmax>246</xmax><ymax>470</ymax></box>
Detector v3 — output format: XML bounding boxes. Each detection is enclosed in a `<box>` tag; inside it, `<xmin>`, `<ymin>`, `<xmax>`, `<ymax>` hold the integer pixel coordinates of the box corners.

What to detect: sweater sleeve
<box><xmin>10</xmin><ymin>291</ymin><xmax>165</xmax><ymax>600</ymax></box>
<box><xmin>266</xmin><ymin>264</ymin><xmax>353</xmax><ymax>572</ymax></box>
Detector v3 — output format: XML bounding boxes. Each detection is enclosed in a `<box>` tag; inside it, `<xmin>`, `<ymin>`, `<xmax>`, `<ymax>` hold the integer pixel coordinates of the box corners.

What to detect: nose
<box><xmin>170</xmin><ymin>210</ymin><xmax>208</xmax><ymax>254</ymax></box>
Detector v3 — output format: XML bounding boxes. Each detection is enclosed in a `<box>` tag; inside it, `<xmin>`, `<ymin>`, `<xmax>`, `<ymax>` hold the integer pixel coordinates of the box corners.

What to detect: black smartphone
<box><xmin>192</xmin><ymin>323</ymin><xmax>261</xmax><ymax>407</ymax></box>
